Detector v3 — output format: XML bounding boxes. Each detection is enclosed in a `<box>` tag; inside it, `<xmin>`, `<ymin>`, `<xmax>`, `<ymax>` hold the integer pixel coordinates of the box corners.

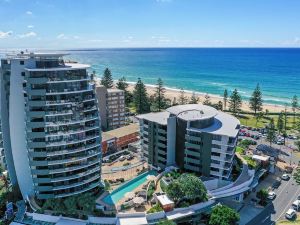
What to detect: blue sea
<box><xmin>2</xmin><ymin>48</ymin><xmax>300</xmax><ymax>106</ymax></box>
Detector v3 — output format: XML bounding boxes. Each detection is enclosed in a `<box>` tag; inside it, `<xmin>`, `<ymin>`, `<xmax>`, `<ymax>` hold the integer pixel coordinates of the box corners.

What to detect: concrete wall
<box><xmin>9</xmin><ymin>58</ymin><xmax>34</xmax><ymax>198</ymax></box>
<box><xmin>167</xmin><ymin>117</ymin><xmax>176</xmax><ymax>166</ymax></box>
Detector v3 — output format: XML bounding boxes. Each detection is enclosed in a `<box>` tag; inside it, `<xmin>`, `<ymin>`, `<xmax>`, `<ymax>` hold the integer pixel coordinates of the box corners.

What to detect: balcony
<box><xmin>46</xmin><ymin>135</ymin><xmax>98</xmax><ymax>147</ymax></box>
<box><xmin>184</xmin><ymin>164</ymin><xmax>200</xmax><ymax>172</ymax></box>
<box><xmin>55</xmin><ymin>181</ymin><xmax>100</xmax><ymax>198</ymax></box>
<box><xmin>45</xmin><ymin>115</ymin><xmax>98</xmax><ymax>127</ymax></box>
<box><xmin>45</xmin><ymin>86</ymin><xmax>93</xmax><ymax>96</ymax></box>
<box><xmin>47</xmin><ymin>77</ymin><xmax>89</xmax><ymax>83</ymax></box>
<box><xmin>47</xmin><ymin>150</ymin><xmax>101</xmax><ymax>166</ymax></box>
<box><xmin>49</xmin><ymin>158</ymin><xmax>100</xmax><ymax>174</ymax></box>
<box><xmin>47</xmin><ymin>143</ymin><xmax>101</xmax><ymax>157</ymax></box>
<box><xmin>45</xmin><ymin>125</ymin><xmax>99</xmax><ymax>137</ymax></box>
<box><xmin>50</xmin><ymin>166</ymin><xmax>100</xmax><ymax>183</ymax></box>
<box><xmin>185</xmin><ymin>142</ymin><xmax>201</xmax><ymax>150</ymax></box>
<box><xmin>52</xmin><ymin>174</ymin><xmax>100</xmax><ymax>191</ymax></box>
<box><xmin>185</xmin><ymin>149</ymin><xmax>201</xmax><ymax>158</ymax></box>
<box><xmin>45</xmin><ymin>109</ymin><xmax>73</xmax><ymax>117</ymax></box>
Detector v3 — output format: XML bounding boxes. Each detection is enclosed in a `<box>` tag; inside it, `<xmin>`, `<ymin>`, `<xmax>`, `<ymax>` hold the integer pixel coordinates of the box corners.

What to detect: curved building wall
<box><xmin>189</xmin><ymin>117</ymin><xmax>214</xmax><ymax>129</ymax></box>
<box><xmin>25</xmin><ymin>67</ymin><xmax>101</xmax><ymax>199</ymax></box>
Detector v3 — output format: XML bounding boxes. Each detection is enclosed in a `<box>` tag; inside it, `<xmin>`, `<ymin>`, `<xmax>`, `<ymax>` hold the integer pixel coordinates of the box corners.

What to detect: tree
<box><xmin>223</xmin><ymin>89</ymin><xmax>228</xmax><ymax>110</ymax></box>
<box><xmin>158</xmin><ymin>219</ymin><xmax>176</xmax><ymax>225</ymax></box>
<box><xmin>116</xmin><ymin>76</ymin><xmax>133</xmax><ymax>106</ymax></box>
<box><xmin>153</xmin><ymin>78</ymin><xmax>167</xmax><ymax>112</ymax></box>
<box><xmin>133</xmin><ymin>78</ymin><xmax>150</xmax><ymax>114</ymax></box>
<box><xmin>166</xmin><ymin>181</ymin><xmax>184</xmax><ymax>203</ymax></box>
<box><xmin>295</xmin><ymin>140</ymin><xmax>300</xmax><ymax>152</ymax></box>
<box><xmin>293</xmin><ymin>166</ymin><xmax>300</xmax><ymax>185</ymax></box>
<box><xmin>249</xmin><ymin>83</ymin><xmax>263</xmax><ymax>115</ymax></box>
<box><xmin>166</xmin><ymin>174</ymin><xmax>207</xmax><ymax>204</ymax></box>
<box><xmin>277</xmin><ymin>111</ymin><xmax>284</xmax><ymax>134</ymax></box>
<box><xmin>203</xmin><ymin>94</ymin><xmax>211</xmax><ymax>105</ymax></box>
<box><xmin>209</xmin><ymin>205</ymin><xmax>240</xmax><ymax>225</ymax></box>
<box><xmin>291</xmin><ymin>95</ymin><xmax>299</xmax><ymax>124</ymax></box>
<box><xmin>256</xmin><ymin>188</ymin><xmax>268</xmax><ymax>206</ymax></box>
<box><xmin>189</xmin><ymin>92</ymin><xmax>199</xmax><ymax>104</ymax></box>
<box><xmin>63</xmin><ymin>196</ymin><xmax>77</xmax><ymax>215</ymax></box>
<box><xmin>101</xmin><ymin>68</ymin><xmax>114</xmax><ymax>88</ymax></box>
<box><xmin>266</xmin><ymin>118</ymin><xmax>276</xmax><ymax>146</ymax></box>
<box><xmin>178</xmin><ymin>88</ymin><xmax>188</xmax><ymax>105</ymax></box>
<box><xmin>229</xmin><ymin>89</ymin><xmax>242</xmax><ymax>115</ymax></box>
<box><xmin>255</xmin><ymin>112</ymin><xmax>264</xmax><ymax>126</ymax></box>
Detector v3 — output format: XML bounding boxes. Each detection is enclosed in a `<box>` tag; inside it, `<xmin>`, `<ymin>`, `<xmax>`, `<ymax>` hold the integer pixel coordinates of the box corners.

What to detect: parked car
<box><xmin>292</xmin><ymin>200</ymin><xmax>300</xmax><ymax>211</ymax></box>
<box><xmin>119</xmin><ymin>156</ymin><xmax>126</xmax><ymax>161</ymax></box>
<box><xmin>282</xmin><ymin>174</ymin><xmax>290</xmax><ymax>180</ymax></box>
<box><xmin>267</xmin><ymin>191</ymin><xmax>276</xmax><ymax>200</ymax></box>
<box><xmin>272</xmin><ymin>178</ymin><xmax>281</xmax><ymax>189</ymax></box>
<box><xmin>285</xmin><ymin>208</ymin><xmax>296</xmax><ymax>220</ymax></box>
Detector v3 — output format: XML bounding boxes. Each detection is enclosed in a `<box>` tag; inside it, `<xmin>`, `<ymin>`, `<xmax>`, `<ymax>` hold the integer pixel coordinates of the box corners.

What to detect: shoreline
<box><xmin>126</xmin><ymin>82</ymin><xmax>291</xmax><ymax>113</ymax></box>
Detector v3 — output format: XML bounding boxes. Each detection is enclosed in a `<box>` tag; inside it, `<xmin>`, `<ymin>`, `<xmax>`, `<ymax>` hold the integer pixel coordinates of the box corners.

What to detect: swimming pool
<box><xmin>103</xmin><ymin>170</ymin><xmax>157</xmax><ymax>205</ymax></box>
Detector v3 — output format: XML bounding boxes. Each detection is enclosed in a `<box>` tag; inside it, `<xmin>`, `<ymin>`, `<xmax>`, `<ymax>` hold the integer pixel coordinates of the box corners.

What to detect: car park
<box><xmin>285</xmin><ymin>208</ymin><xmax>296</xmax><ymax>220</ymax></box>
<box><xmin>267</xmin><ymin>191</ymin><xmax>276</xmax><ymax>200</ymax></box>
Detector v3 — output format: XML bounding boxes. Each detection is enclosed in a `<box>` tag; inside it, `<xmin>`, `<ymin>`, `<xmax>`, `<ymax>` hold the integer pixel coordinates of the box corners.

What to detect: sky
<box><xmin>0</xmin><ymin>0</ymin><xmax>300</xmax><ymax>49</ymax></box>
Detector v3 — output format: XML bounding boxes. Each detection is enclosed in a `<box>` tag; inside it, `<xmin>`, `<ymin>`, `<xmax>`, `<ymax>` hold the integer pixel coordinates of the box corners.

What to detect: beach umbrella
<box><xmin>132</xmin><ymin>197</ymin><xmax>144</xmax><ymax>205</ymax></box>
<box><xmin>146</xmin><ymin>175</ymin><xmax>156</xmax><ymax>181</ymax></box>
<box><xmin>124</xmin><ymin>192</ymin><xmax>135</xmax><ymax>199</ymax></box>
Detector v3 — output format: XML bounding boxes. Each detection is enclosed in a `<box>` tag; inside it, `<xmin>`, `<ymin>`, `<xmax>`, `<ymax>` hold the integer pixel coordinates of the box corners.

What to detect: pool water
<box><xmin>103</xmin><ymin>170</ymin><xmax>157</xmax><ymax>205</ymax></box>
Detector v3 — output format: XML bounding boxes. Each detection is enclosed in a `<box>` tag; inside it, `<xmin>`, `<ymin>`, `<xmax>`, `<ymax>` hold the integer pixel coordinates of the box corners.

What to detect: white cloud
<box><xmin>18</xmin><ymin>31</ymin><xmax>37</xmax><ymax>38</ymax></box>
<box><xmin>27</xmin><ymin>25</ymin><xmax>34</xmax><ymax>29</ymax></box>
<box><xmin>0</xmin><ymin>30</ymin><xmax>12</xmax><ymax>39</ymax></box>
<box><xmin>73</xmin><ymin>35</ymin><xmax>80</xmax><ymax>39</ymax></box>
<box><xmin>56</xmin><ymin>33</ymin><xmax>68</xmax><ymax>39</ymax></box>
<box><xmin>26</xmin><ymin>11</ymin><xmax>33</xmax><ymax>15</ymax></box>
<box><xmin>88</xmin><ymin>39</ymin><xmax>104</xmax><ymax>43</ymax></box>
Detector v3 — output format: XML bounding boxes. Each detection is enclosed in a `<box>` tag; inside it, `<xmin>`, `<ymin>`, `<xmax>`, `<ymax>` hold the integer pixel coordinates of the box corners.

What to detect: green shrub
<box><xmin>235</xmin><ymin>146</ymin><xmax>244</xmax><ymax>155</ymax></box>
<box><xmin>147</xmin><ymin>203</ymin><xmax>163</xmax><ymax>214</ymax></box>
<box><xmin>243</xmin><ymin>156</ymin><xmax>258</xmax><ymax>170</ymax></box>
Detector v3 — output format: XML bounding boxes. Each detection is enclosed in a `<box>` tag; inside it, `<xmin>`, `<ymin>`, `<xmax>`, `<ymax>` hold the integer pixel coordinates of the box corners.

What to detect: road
<box><xmin>271</xmin><ymin>174</ymin><xmax>300</xmax><ymax>221</ymax></box>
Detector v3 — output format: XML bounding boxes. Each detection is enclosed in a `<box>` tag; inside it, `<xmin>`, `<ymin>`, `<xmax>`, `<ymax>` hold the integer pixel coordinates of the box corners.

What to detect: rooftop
<box><xmin>103</xmin><ymin>123</ymin><xmax>139</xmax><ymax>139</ymax></box>
<box><xmin>188</xmin><ymin>111</ymin><xmax>240</xmax><ymax>137</ymax></box>
<box><xmin>167</xmin><ymin>104</ymin><xmax>218</xmax><ymax>121</ymax></box>
<box><xmin>156</xmin><ymin>194</ymin><xmax>174</xmax><ymax>206</ymax></box>
<box><xmin>136</xmin><ymin>111</ymin><xmax>170</xmax><ymax>125</ymax></box>
<box><xmin>25</xmin><ymin>63</ymin><xmax>90</xmax><ymax>71</ymax></box>
<box><xmin>6</xmin><ymin>52</ymin><xmax>69</xmax><ymax>59</ymax></box>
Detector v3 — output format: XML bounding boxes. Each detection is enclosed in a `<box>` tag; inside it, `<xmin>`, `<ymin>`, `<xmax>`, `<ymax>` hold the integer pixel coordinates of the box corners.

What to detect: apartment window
<box><xmin>21</xmin><ymin>72</ymin><xmax>25</xmax><ymax>76</ymax></box>
<box><xmin>20</xmin><ymin>61</ymin><xmax>24</xmax><ymax>65</ymax></box>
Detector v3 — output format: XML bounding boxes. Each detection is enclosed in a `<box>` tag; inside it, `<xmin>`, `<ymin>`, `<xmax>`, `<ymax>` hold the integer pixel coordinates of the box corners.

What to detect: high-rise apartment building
<box><xmin>137</xmin><ymin>104</ymin><xmax>240</xmax><ymax>180</ymax></box>
<box><xmin>96</xmin><ymin>84</ymin><xmax>126</xmax><ymax>131</ymax></box>
<box><xmin>0</xmin><ymin>52</ymin><xmax>102</xmax><ymax>200</ymax></box>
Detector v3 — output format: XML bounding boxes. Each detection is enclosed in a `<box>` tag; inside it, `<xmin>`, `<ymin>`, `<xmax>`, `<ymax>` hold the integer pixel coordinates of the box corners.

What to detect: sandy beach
<box><xmin>127</xmin><ymin>83</ymin><xmax>290</xmax><ymax>113</ymax></box>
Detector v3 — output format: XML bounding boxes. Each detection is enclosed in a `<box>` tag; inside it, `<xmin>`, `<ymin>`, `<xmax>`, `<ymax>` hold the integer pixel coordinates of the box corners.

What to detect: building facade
<box><xmin>95</xmin><ymin>84</ymin><xmax>126</xmax><ymax>131</ymax></box>
<box><xmin>101</xmin><ymin>123</ymin><xmax>139</xmax><ymax>155</ymax></box>
<box><xmin>137</xmin><ymin>104</ymin><xmax>240</xmax><ymax>180</ymax></box>
<box><xmin>0</xmin><ymin>52</ymin><xmax>102</xmax><ymax>200</ymax></box>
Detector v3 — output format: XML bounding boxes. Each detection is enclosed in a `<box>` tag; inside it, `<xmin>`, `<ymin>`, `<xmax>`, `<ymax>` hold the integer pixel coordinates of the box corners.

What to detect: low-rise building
<box><xmin>102</xmin><ymin>123</ymin><xmax>140</xmax><ymax>155</ymax></box>
<box><xmin>137</xmin><ymin>104</ymin><xmax>240</xmax><ymax>180</ymax></box>
<box><xmin>95</xmin><ymin>84</ymin><xmax>126</xmax><ymax>131</ymax></box>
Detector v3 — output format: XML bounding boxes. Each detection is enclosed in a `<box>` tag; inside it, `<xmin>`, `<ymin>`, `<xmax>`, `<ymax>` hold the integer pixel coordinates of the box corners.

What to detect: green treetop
<box><xmin>223</xmin><ymin>89</ymin><xmax>228</xmax><ymax>110</ymax></box>
<box><xmin>116</xmin><ymin>76</ymin><xmax>133</xmax><ymax>106</ymax></box>
<box><xmin>101</xmin><ymin>68</ymin><xmax>114</xmax><ymax>88</ymax></box>
<box><xmin>178</xmin><ymin>88</ymin><xmax>188</xmax><ymax>105</ymax></box>
<box><xmin>209</xmin><ymin>205</ymin><xmax>240</xmax><ymax>225</ymax></box>
<box><xmin>249</xmin><ymin>83</ymin><xmax>263</xmax><ymax>115</ymax></box>
<box><xmin>291</xmin><ymin>95</ymin><xmax>299</xmax><ymax>124</ymax></box>
<box><xmin>189</xmin><ymin>92</ymin><xmax>199</xmax><ymax>104</ymax></box>
<box><xmin>133</xmin><ymin>78</ymin><xmax>150</xmax><ymax>114</ymax></box>
<box><xmin>266</xmin><ymin>118</ymin><xmax>276</xmax><ymax>146</ymax></box>
<box><xmin>229</xmin><ymin>89</ymin><xmax>242</xmax><ymax>115</ymax></box>
<box><xmin>203</xmin><ymin>93</ymin><xmax>211</xmax><ymax>106</ymax></box>
<box><xmin>153</xmin><ymin>78</ymin><xmax>167</xmax><ymax>112</ymax></box>
<box><xmin>277</xmin><ymin>111</ymin><xmax>284</xmax><ymax>134</ymax></box>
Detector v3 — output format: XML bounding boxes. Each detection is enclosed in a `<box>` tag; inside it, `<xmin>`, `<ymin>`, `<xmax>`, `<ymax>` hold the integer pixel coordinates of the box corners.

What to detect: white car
<box><xmin>285</xmin><ymin>208</ymin><xmax>296</xmax><ymax>220</ymax></box>
<box><xmin>267</xmin><ymin>191</ymin><xmax>276</xmax><ymax>200</ymax></box>
<box><xmin>282</xmin><ymin>174</ymin><xmax>290</xmax><ymax>180</ymax></box>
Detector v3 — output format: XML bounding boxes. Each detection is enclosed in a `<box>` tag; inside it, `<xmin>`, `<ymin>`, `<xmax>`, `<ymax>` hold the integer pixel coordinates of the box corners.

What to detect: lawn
<box><xmin>277</xmin><ymin>219</ymin><xmax>300</xmax><ymax>224</ymax></box>
<box><xmin>237</xmin><ymin>114</ymin><xmax>296</xmax><ymax>131</ymax></box>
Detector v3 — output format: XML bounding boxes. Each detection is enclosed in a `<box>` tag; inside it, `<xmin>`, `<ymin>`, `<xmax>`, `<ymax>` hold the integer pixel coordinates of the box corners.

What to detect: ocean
<box><xmin>3</xmin><ymin>48</ymin><xmax>300</xmax><ymax>106</ymax></box>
